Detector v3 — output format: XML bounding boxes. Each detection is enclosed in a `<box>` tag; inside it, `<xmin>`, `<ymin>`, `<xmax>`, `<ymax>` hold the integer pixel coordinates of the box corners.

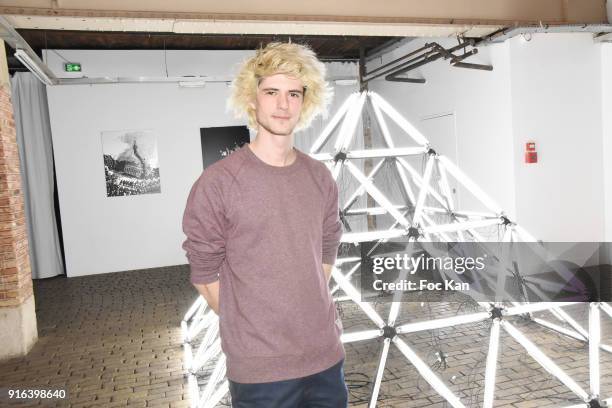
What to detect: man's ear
<box><xmin>248</xmin><ymin>91</ymin><xmax>258</xmax><ymax>110</ymax></box>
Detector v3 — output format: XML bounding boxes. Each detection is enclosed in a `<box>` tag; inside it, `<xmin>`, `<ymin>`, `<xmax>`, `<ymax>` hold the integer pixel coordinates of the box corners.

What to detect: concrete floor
<box><xmin>0</xmin><ymin>265</ymin><xmax>610</xmax><ymax>407</ymax></box>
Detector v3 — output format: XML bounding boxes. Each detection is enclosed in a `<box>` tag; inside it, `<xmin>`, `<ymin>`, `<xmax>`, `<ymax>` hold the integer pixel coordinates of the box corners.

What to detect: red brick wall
<box><xmin>0</xmin><ymin>83</ymin><xmax>33</xmax><ymax>307</ymax></box>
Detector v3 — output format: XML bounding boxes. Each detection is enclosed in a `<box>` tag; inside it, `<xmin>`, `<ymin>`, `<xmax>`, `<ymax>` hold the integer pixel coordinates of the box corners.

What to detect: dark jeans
<box><xmin>228</xmin><ymin>359</ymin><xmax>348</xmax><ymax>408</ymax></box>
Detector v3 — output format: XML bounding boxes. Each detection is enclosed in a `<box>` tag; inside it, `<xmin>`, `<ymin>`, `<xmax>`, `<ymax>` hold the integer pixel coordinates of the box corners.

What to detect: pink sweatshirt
<box><xmin>182</xmin><ymin>144</ymin><xmax>345</xmax><ymax>383</ymax></box>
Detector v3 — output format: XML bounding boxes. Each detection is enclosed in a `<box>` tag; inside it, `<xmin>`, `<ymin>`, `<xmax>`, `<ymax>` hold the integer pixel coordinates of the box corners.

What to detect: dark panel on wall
<box><xmin>200</xmin><ymin>126</ymin><xmax>250</xmax><ymax>170</ymax></box>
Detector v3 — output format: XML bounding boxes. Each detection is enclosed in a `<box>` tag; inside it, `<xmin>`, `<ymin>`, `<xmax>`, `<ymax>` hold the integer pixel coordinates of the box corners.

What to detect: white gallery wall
<box><xmin>368</xmin><ymin>37</ymin><xmax>516</xmax><ymax>226</ymax></box>
<box><xmin>370</xmin><ymin>33</ymin><xmax>609</xmax><ymax>243</ymax></box>
<box><xmin>45</xmin><ymin>36</ymin><xmax>612</xmax><ymax>277</ymax></box>
<box><xmin>508</xmin><ymin>34</ymin><xmax>605</xmax><ymax>242</ymax></box>
<box><xmin>45</xmin><ymin>50</ymin><xmax>358</xmax><ymax>277</ymax></box>
<box><xmin>45</xmin><ymin>50</ymin><xmax>251</xmax><ymax>277</ymax></box>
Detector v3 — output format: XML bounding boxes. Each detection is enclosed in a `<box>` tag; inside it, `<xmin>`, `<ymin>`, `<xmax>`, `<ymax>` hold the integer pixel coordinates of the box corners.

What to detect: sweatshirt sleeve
<box><xmin>182</xmin><ymin>169</ymin><xmax>227</xmax><ymax>285</ymax></box>
<box><xmin>322</xmin><ymin>175</ymin><xmax>343</xmax><ymax>265</ymax></box>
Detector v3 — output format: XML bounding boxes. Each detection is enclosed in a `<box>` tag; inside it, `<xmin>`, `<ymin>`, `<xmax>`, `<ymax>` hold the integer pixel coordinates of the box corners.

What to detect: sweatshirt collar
<box><xmin>242</xmin><ymin>143</ymin><xmax>303</xmax><ymax>175</ymax></box>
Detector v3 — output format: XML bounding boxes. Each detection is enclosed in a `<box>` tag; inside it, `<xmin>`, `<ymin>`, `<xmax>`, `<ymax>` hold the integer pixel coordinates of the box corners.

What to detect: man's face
<box><xmin>251</xmin><ymin>73</ymin><xmax>304</xmax><ymax>137</ymax></box>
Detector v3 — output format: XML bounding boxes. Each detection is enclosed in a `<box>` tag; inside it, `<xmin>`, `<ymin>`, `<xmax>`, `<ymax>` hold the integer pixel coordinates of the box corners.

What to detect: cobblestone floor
<box><xmin>0</xmin><ymin>265</ymin><xmax>610</xmax><ymax>407</ymax></box>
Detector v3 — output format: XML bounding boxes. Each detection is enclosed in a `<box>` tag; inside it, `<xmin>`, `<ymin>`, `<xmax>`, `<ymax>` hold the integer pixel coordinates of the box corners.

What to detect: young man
<box><xmin>182</xmin><ymin>42</ymin><xmax>347</xmax><ymax>407</ymax></box>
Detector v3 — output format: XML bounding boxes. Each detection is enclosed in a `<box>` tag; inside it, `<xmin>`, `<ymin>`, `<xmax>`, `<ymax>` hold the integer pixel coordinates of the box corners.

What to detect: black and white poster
<box><xmin>200</xmin><ymin>126</ymin><xmax>250</xmax><ymax>170</ymax></box>
<box><xmin>101</xmin><ymin>130</ymin><xmax>161</xmax><ymax>197</ymax></box>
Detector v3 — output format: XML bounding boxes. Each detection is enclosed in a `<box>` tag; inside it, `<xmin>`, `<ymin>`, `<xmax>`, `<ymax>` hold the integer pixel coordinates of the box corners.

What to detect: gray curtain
<box><xmin>10</xmin><ymin>72</ymin><xmax>64</xmax><ymax>279</ymax></box>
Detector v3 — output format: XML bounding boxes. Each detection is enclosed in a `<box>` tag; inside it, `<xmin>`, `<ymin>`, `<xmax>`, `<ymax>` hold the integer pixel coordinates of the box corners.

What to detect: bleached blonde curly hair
<box><xmin>228</xmin><ymin>42</ymin><xmax>332</xmax><ymax>132</ymax></box>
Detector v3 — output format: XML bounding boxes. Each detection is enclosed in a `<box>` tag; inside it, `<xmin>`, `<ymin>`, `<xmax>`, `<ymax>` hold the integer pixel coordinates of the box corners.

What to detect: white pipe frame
<box><xmin>311</xmin><ymin>147</ymin><xmax>426</xmax><ymax>161</ymax></box>
<box><xmin>368</xmin><ymin>339</ymin><xmax>391</xmax><ymax>408</ymax></box>
<box><xmin>532</xmin><ymin>317</ymin><xmax>587</xmax><ymax>342</ymax></box>
<box><xmin>310</xmin><ymin>92</ymin><xmax>358</xmax><ymax>154</ymax></box>
<box><xmin>201</xmin><ymin>381</ymin><xmax>229</xmax><ymax>408</ymax></box>
<box><xmin>341</xmin><ymin>329</ymin><xmax>383</xmax><ymax>344</ymax></box>
<box><xmin>436</xmin><ymin>159</ymin><xmax>466</xmax><ymax>241</ymax></box>
<box><xmin>369</xmin><ymin>89</ymin><xmax>422</xmax><ymax>222</ymax></box>
<box><xmin>589</xmin><ymin>303</ymin><xmax>600</xmax><ymax>398</ymax></box>
<box><xmin>331</xmin><ymin>266</ymin><xmax>386</xmax><ymax>328</ymax></box>
<box><xmin>501</xmin><ymin>320</ymin><xmax>590</xmax><ymax>402</ymax></box>
<box><xmin>437</xmin><ymin>155</ymin><xmax>503</xmax><ymax>216</ymax></box>
<box><xmin>342</xmin><ymin>158</ymin><xmax>387</xmax><ymax>212</ymax></box>
<box><xmin>197</xmin><ymin>354</ymin><xmax>227</xmax><ymax>408</ymax></box>
<box><xmin>411</xmin><ymin>154</ymin><xmax>436</xmax><ymax>227</ymax></box>
<box><xmin>397</xmin><ymin>157</ymin><xmax>449</xmax><ymax>211</ymax></box>
<box><xmin>334</xmin><ymin>92</ymin><xmax>365</xmax><ymax>152</ymax></box>
<box><xmin>483</xmin><ymin>318</ymin><xmax>501</xmax><ymax>408</ymax></box>
<box><xmin>344</xmin><ymin>161</ymin><xmax>411</xmax><ymax>228</ymax></box>
<box><xmin>395</xmin><ymin>311</ymin><xmax>490</xmax><ymax>334</ymax></box>
<box><xmin>393</xmin><ymin>337</ymin><xmax>466</xmax><ymax>408</ymax></box>
<box><xmin>329</xmin><ymin>93</ymin><xmax>367</xmax><ymax>180</ymax></box>
<box><xmin>423</xmin><ymin>218</ymin><xmax>502</xmax><ymax>234</ymax></box>
<box><xmin>340</xmin><ymin>229</ymin><xmax>405</xmax><ymax>243</ymax></box>
<box><xmin>330</xmin><ymin>261</ymin><xmax>361</xmax><ymax>295</ymax></box>
<box><xmin>182</xmin><ymin>91</ymin><xmax>612</xmax><ymax>408</ymax></box>
<box><xmin>345</xmin><ymin>205</ymin><xmax>410</xmax><ymax>216</ymax></box>
<box><xmin>369</xmin><ymin>92</ymin><xmax>429</xmax><ymax>147</ymax></box>
<box><xmin>552</xmin><ymin>307</ymin><xmax>590</xmax><ymax>339</ymax></box>
<box><xmin>505</xmin><ymin>302</ymin><xmax>579</xmax><ymax>316</ymax></box>
<box><xmin>600</xmin><ymin>302</ymin><xmax>612</xmax><ymax>319</ymax></box>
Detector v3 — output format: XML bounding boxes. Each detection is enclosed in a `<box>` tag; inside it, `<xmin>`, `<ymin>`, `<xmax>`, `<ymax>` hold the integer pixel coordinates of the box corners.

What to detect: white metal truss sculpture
<box><xmin>182</xmin><ymin>90</ymin><xmax>611</xmax><ymax>408</ymax></box>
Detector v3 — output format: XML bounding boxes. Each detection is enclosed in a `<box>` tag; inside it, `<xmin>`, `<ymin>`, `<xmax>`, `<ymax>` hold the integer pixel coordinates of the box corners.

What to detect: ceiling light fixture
<box><xmin>178</xmin><ymin>80</ymin><xmax>207</xmax><ymax>88</ymax></box>
<box><xmin>14</xmin><ymin>49</ymin><xmax>56</xmax><ymax>86</ymax></box>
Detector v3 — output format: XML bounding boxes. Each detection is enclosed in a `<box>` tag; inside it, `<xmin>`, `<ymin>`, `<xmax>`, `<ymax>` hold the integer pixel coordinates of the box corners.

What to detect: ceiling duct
<box><xmin>363</xmin><ymin>39</ymin><xmax>492</xmax><ymax>85</ymax></box>
<box><xmin>478</xmin><ymin>23</ymin><xmax>612</xmax><ymax>45</ymax></box>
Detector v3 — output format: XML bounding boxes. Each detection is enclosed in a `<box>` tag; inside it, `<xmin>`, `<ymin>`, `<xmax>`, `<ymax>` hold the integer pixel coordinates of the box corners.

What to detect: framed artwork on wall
<box><xmin>101</xmin><ymin>130</ymin><xmax>161</xmax><ymax>197</ymax></box>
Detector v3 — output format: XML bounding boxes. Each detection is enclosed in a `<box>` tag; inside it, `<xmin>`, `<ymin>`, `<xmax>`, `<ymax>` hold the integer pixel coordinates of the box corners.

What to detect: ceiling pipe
<box><xmin>477</xmin><ymin>23</ymin><xmax>612</xmax><ymax>45</ymax></box>
<box><xmin>362</xmin><ymin>39</ymin><xmax>492</xmax><ymax>85</ymax></box>
<box><xmin>363</xmin><ymin>22</ymin><xmax>612</xmax><ymax>84</ymax></box>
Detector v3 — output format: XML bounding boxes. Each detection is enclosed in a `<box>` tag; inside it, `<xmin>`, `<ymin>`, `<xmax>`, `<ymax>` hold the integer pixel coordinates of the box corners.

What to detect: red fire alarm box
<box><xmin>525</xmin><ymin>142</ymin><xmax>537</xmax><ymax>163</ymax></box>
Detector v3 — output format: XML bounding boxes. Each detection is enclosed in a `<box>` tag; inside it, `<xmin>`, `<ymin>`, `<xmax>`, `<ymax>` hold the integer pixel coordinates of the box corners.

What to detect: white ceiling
<box><xmin>0</xmin><ymin>0</ymin><xmax>607</xmax><ymax>38</ymax></box>
<box><xmin>2</xmin><ymin>15</ymin><xmax>501</xmax><ymax>38</ymax></box>
<box><xmin>0</xmin><ymin>0</ymin><xmax>606</xmax><ymax>22</ymax></box>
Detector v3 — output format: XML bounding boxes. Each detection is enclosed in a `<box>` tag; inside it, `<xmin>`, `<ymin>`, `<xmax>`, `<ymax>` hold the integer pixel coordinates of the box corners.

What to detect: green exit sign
<box><xmin>64</xmin><ymin>63</ymin><xmax>81</xmax><ymax>72</ymax></box>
